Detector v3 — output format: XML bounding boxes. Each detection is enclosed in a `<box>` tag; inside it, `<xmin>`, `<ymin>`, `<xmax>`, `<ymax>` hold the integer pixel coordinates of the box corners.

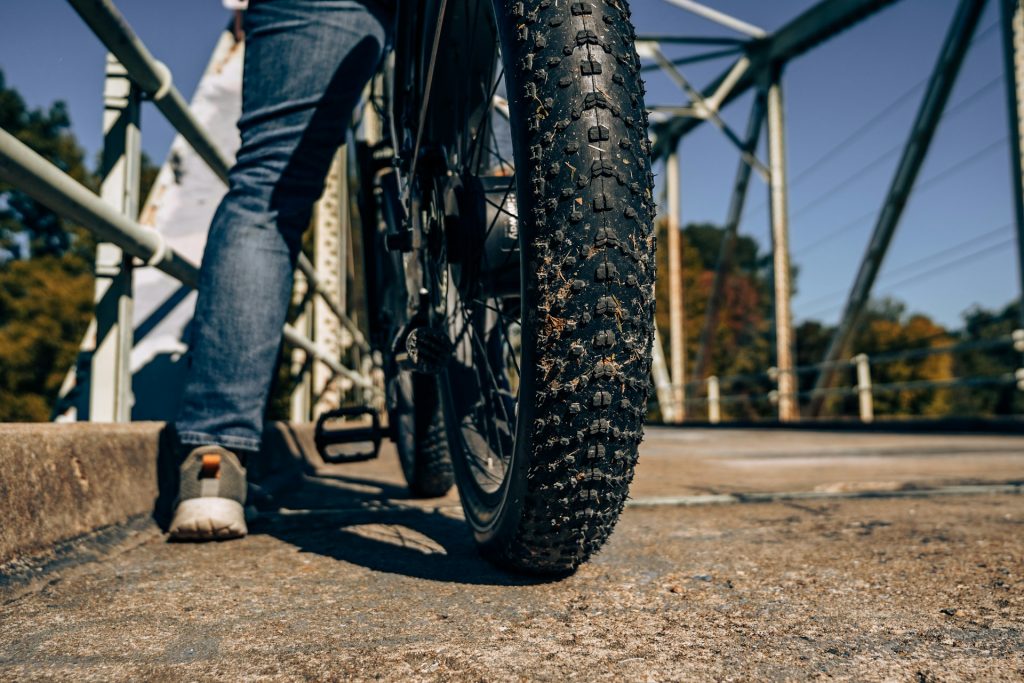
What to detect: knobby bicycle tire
<box><xmin>441</xmin><ymin>0</ymin><xmax>657</xmax><ymax>574</ymax></box>
<box><xmin>393</xmin><ymin>372</ymin><xmax>454</xmax><ymax>498</ymax></box>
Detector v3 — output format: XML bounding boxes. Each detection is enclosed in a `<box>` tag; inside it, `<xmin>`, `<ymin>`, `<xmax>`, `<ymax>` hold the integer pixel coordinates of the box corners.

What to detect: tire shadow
<box><xmin>241</xmin><ymin>424</ymin><xmax>551</xmax><ymax>586</ymax></box>
<box><xmin>253</xmin><ymin>505</ymin><xmax>546</xmax><ymax>586</ymax></box>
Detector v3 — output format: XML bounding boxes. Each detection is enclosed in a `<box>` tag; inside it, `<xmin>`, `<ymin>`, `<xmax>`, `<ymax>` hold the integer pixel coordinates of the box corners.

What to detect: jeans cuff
<box><xmin>177</xmin><ymin>430</ymin><xmax>262</xmax><ymax>454</ymax></box>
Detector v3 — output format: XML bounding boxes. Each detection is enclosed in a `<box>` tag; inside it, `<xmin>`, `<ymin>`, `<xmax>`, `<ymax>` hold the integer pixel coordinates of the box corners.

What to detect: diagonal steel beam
<box><xmin>637</xmin><ymin>34</ymin><xmax>747</xmax><ymax>46</ymax></box>
<box><xmin>650</xmin><ymin>0</ymin><xmax>903</xmax><ymax>159</ymax></box>
<box><xmin>691</xmin><ymin>92</ymin><xmax>766</xmax><ymax>383</ymax></box>
<box><xmin>809</xmin><ymin>0</ymin><xmax>987</xmax><ymax>415</ymax></box>
<box><xmin>638</xmin><ymin>46</ymin><xmax>743</xmax><ymax>73</ymax></box>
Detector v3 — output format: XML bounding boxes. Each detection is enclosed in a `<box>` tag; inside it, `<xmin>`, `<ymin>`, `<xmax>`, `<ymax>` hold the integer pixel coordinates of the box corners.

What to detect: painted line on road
<box><xmin>625</xmin><ymin>483</ymin><xmax>1024</xmax><ymax>508</ymax></box>
<box><xmin>254</xmin><ymin>483</ymin><xmax>1024</xmax><ymax>521</ymax></box>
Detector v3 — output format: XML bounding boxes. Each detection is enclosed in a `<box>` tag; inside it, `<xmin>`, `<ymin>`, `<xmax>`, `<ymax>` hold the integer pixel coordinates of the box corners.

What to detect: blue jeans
<box><xmin>175</xmin><ymin>0</ymin><xmax>391</xmax><ymax>454</ymax></box>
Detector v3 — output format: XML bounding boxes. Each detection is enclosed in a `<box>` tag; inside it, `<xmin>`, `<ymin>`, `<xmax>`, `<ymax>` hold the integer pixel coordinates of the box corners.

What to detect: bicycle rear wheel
<box><xmin>391</xmin><ymin>371</ymin><xmax>454</xmax><ymax>498</ymax></box>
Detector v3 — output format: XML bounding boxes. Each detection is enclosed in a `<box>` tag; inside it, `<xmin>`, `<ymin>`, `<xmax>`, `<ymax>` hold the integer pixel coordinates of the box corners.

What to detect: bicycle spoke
<box><xmin>464</xmin><ymin>66</ymin><xmax>505</xmax><ymax>174</ymax></box>
<box><xmin>472</xmin><ymin>297</ymin><xmax>521</xmax><ymax>378</ymax></box>
<box><xmin>459</xmin><ymin>300</ymin><xmax>515</xmax><ymax>429</ymax></box>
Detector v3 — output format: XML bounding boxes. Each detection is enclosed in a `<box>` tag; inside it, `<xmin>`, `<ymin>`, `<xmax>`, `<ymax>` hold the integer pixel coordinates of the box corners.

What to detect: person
<box><xmin>168</xmin><ymin>0</ymin><xmax>392</xmax><ymax>540</ymax></box>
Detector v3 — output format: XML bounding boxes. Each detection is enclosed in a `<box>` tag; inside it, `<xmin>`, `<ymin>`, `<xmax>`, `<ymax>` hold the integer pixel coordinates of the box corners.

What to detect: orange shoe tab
<box><xmin>200</xmin><ymin>453</ymin><xmax>222</xmax><ymax>479</ymax></box>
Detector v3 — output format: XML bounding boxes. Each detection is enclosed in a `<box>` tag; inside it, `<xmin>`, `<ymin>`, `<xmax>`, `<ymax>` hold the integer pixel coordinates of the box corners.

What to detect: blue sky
<box><xmin>0</xmin><ymin>0</ymin><xmax>1017</xmax><ymax>328</ymax></box>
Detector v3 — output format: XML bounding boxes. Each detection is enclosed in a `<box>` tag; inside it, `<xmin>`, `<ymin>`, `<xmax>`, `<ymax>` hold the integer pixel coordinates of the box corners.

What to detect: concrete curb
<box><xmin>0</xmin><ymin>422</ymin><xmax>165</xmax><ymax>565</ymax></box>
<box><xmin>0</xmin><ymin>421</ymin><xmax>312</xmax><ymax>566</ymax></box>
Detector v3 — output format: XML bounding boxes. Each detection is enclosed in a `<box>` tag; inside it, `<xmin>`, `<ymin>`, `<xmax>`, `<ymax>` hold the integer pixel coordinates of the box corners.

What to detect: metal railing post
<box><xmin>651</xmin><ymin>326</ymin><xmax>677</xmax><ymax>422</ymax></box>
<box><xmin>91</xmin><ymin>54</ymin><xmax>141</xmax><ymax>422</ymax></box>
<box><xmin>1014</xmin><ymin>329</ymin><xmax>1024</xmax><ymax>391</ymax></box>
<box><xmin>707</xmin><ymin>375</ymin><xmax>721</xmax><ymax>424</ymax></box>
<box><xmin>767</xmin><ymin>365</ymin><xmax>779</xmax><ymax>413</ymax></box>
<box><xmin>854</xmin><ymin>353</ymin><xmax>874</xmax><ymax>423</ymax></box>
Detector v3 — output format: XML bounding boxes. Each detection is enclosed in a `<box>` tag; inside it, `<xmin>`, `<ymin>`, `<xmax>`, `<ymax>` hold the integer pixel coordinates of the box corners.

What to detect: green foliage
<box><xmin>796</xmin><ymin>299</ymin><xmax>956</xmax><ymax>419</ymax></box>
<box><xmin>0</xmin><ymin>69</ymin><xmax>165</xmax><ymax>422</ymax></box>
<box><xmin>662</xmin><ymin>218</ymin><xmax>1018</xmax><ymax>421</ymax></box>
<box><xmin>852</xmin><ymin>299</ymin><xmax>954</xmax><ymax>417</ymax></box>
<box><xmin>0</xmin><ymin>255</ymin><xmax>93</xmax><ymax>420</ymax></box>
<box><xmin>0</xmin><ymin>69</ymin><xmax>96</xmax><ymax>421</ymax></box>
<box><xmin>682</xmin><ymin>222</ymin><xmax>761</xmax><ymax>273</ymax></box>
<box><xmin>950</xmin><ymin>301</ymin><xmax>1023</xmax><ymax>416</ymax></box>
<box><xmin>655</xmin><ymin>220</ymin><xmax>775</xmax><ymax>420</ymax></box>
<box><xmin>0</xmin><ymin>69</ymin><xmax>94</xmax><ymax>259</ymax></box>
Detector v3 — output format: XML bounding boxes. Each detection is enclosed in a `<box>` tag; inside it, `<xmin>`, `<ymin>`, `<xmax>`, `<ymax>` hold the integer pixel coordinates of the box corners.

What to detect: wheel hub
<box><xmin>442</xmin><ymin>175</ymin><xmax>520</xmax><ymax>300</ymax></box>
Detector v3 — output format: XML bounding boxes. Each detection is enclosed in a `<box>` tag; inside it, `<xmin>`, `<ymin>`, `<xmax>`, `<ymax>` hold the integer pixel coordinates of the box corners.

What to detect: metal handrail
<box><xmin>0</xmin><ymin>127</ymin><xmax>374</xmax><ymax>390</ymax></box>
<box><xmin>658</xmin><ymin>332</ymin><xmax>1022</xmax><ymax>423</ymax></box>
<box><xmin>675</xmin><ymin>333</ymin><xmax>1020</xmax><ymax>391</ymax></box>
<box><xmin>66</xmin><ymin>0</ymin><xmax>367</xmax><ymax>354</ymax></box>
<box><xmin>67</xmin><ymin>0</ymin><xmax>233</xmax><ymax>181</ymax></box>
<box><xmin>0</xmin><ymin>128</ymin><xmax>196</xmax><ymax>285</ymax></box>
<box><xmin>681</xmin><ymin>373</ymin><xmax>1018</xmax><ymax>404</ymax></box>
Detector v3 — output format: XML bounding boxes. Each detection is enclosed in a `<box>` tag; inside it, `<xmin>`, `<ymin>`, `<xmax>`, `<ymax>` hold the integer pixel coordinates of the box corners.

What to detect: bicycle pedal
<box><xmin>396</xmin><ymin>326</ymin><xmax>452</xmax><ymax>374</ymax></box>
<box><xmin>314</xmin><ymin>406</ymin><xmax>383</xmax><ymax>464</ymax></box>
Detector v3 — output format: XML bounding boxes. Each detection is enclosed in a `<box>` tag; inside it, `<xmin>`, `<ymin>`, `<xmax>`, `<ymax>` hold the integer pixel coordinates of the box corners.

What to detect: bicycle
<box><xmin>323</xmin><ymin>0</ymin><xmax>656</xmax><ymax>576</ymax></box>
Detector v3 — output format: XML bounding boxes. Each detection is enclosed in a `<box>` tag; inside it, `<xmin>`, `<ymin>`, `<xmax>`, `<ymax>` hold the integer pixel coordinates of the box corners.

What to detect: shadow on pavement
<box><xmin>244</xmin><ymin>423</ymin><xmax>549</xmax><ymax>586</ymax></box>
<box><xmin>255</xmin><ymin>505</ymin><xmax>545</xmax><ymax>586</ymax></box>
<box><xmin>156</xmin><ymin>419</ymin><xmax>551</xmax><ymax>585</ymax></box>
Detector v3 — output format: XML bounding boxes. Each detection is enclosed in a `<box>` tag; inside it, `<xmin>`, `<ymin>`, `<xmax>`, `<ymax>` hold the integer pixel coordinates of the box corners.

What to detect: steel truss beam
<box><xmin>1001</xmin><ymin>0</ymin><xmax>1024</xmax><ymax>349</ymax></box>
<box><xmin>650</xmin><ymin>0</ymin><xmax>903</xmax><ymax>159</ymax></box>
<box><xmin>638</xmin><ymin>47</ymin><xmax>743</xmax><ymax>74</ymax></box>
<box><xmin>766</xmin><ymin>71</ymin><xmax>798</xmax><ymax>422</ymax></box>
<box><xmin>649</xmin><ymin>44</ymin><xmax>769</xmax><ymax>179</ymax></box>
<box><xmin>666</xmin><ymin>143</ymin><xmax>687</xmax><ymax>421</ymax></box>
<box><xmin>659</xmin><ymin>0</ymin><xmax>767</xmax><ymax>39</ymax></box>
<box><xmin>810</xmin><ymin>0</ymin><xmax>987</xmax><ymax>414</ymax></box>
<box><xmin>636</xmin><ymin>35</ymin><xmax>747</xmax><ymax>46</ymax></box>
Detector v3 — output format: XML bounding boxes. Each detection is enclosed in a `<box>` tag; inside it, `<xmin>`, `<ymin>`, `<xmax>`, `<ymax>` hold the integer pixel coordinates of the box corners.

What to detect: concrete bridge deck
<box><xmin>2</xmin><ymin>426</ymin><xmax>1023</xmax><ymax>680</ymax></box>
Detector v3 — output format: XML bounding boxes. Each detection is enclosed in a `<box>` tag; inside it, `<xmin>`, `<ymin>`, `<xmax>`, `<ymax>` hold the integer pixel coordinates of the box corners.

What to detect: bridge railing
<box><xmin>0</xmin><ymin>0</ymin><xmax>373</xmax><ymax>422</ymax></box>
<box><xmin>665</xmin><ymin>331</ymin><xmax>1024</xmax><ymax>424</ymax></box>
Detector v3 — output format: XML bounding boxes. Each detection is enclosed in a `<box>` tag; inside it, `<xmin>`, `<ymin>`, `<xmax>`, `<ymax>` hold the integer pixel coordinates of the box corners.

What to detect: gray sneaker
<box><xmin>168</xmin><ymin>445</ymin><xmax>248</xmax><ymax>541</ymax></box>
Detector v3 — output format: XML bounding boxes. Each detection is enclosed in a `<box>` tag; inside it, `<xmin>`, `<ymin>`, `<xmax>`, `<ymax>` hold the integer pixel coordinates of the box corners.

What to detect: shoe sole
<box><xmin>168</xmin><ymin>497</ymin><xmax>248</xmax><ymax>541</ymax></box>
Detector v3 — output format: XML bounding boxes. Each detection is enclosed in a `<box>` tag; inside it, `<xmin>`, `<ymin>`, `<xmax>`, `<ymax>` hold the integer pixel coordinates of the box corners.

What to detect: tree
<box><xmin>0</xmin><ymin>69</ymin><xmax>96</xmax><ymax>421</ymax></box>
<box><xmin>0</xmin><ymin>256</ymin><xmax>94</xmax><ymax>420</ymax></box>
<box><xmin>852</xmin><ymin>300</ymin><xmax>954</xmax><ymax>417</ymax></box>
<box><xmin>654</xmin><ymin>220</ymin><xmax>775</xmax><ymax>420</ymax></box>
<box><xmin>0</xmin><ymin>68</ymin><xmax>167</xmax><ymax>421</ymax></box>
<box><xmin>950</xmin><ymin>300</ymin><xmax>1023</xmax><ymax>416</ymax></box>
<box><xmin>0</xmin><ymin>69</ymin><xmax>94</xmax><ymax>258</ymax></box>
<box><xmin>796</xmin><ymin>298</ymin><xmax>955</xmax><ymax>419</ymax></box>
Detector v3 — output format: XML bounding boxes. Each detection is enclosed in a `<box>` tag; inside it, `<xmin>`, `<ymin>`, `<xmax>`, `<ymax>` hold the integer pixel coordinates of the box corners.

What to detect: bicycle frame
<box><xmin>356</xmin><ymin>0</ymin><xmax>503</xmax><ymax>360</ymax></box>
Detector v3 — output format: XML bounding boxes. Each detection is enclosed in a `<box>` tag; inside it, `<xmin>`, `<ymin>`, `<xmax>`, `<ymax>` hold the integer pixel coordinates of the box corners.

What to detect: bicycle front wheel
<box><xmin>418</xmin><ymin>0</ymin><xmax>656</xmax><ymax>574</ymax></box>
